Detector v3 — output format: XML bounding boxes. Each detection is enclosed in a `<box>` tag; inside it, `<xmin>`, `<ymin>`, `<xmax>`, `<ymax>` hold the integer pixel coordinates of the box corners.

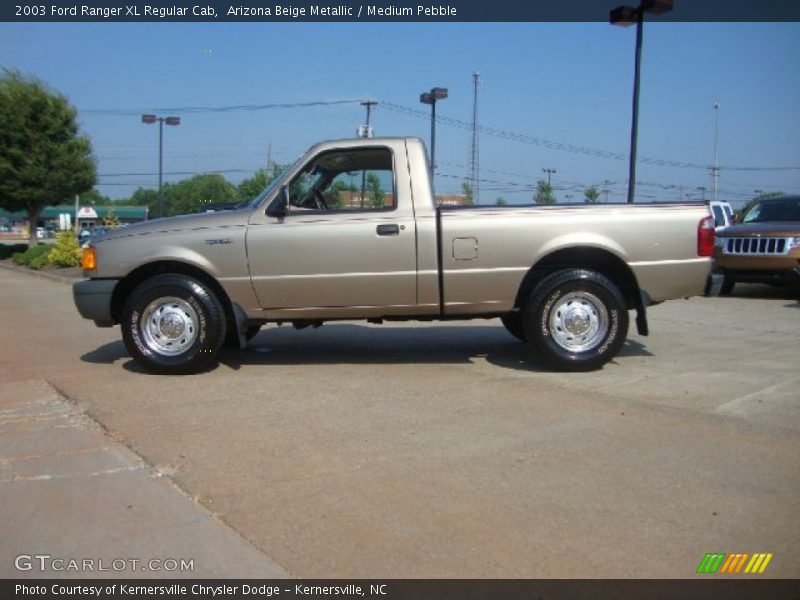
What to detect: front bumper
<box><xmin>73</xmin><ymin>279</ymin><xmax>118</xmax><ymax>327</ymax></box>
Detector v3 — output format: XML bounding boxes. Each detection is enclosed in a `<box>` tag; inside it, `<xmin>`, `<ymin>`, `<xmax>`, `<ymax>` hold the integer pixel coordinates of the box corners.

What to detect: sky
<box><xmin>0</xmin><ymin>21</ymin><xmax>798</xmax><ymax>207</ymax></box>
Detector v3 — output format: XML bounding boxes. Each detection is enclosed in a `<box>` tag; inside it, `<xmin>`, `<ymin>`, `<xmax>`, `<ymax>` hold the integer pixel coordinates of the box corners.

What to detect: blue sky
<box><xmin>1</xmin><ymin>22</ymin><xmax>798</xmax><ymax>206</ymax></box>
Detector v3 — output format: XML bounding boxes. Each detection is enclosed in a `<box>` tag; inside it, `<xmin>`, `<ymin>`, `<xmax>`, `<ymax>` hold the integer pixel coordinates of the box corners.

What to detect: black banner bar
<box><xmin>4</xmin><ymin>579</ymin><xmax>800</xmax><ymax>600</ymax></box>
<box><xmin>2</xmin><ymin>0</ymin><xmax>800</xmax><ymax>23</ymax></box>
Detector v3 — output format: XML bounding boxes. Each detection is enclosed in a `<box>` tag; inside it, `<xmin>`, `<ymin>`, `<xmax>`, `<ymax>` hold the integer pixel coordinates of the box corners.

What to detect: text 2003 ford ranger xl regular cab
<box><xmin>73</xmin><ymin>137</ymin><xmax>715</xmax><ymax>374</ymax></box>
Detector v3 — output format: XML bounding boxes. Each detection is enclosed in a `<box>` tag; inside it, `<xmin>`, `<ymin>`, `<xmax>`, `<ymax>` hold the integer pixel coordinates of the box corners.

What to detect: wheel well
<box><xmin>514</xmin><ymin>247</ymin><xmax>641</xmax><ymax>310</ymax></box>
<box><xmin>111</xmin><ymin>261</ymin><xmax>236</xmax><ymax>332</ymax></box>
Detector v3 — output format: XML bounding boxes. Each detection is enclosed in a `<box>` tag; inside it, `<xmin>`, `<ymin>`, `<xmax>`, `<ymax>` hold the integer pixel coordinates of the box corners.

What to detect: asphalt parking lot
<box><xmin>1</xmin><ymin>267</ymin><xmax>798</xmax><ymax>578</ymax></box>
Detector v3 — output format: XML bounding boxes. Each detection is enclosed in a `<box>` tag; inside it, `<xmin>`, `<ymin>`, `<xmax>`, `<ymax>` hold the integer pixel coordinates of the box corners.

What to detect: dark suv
<box><xmin>713</xmin><ymin>195</ymin><xmax>800</xmax><ymax>294</ymax></box>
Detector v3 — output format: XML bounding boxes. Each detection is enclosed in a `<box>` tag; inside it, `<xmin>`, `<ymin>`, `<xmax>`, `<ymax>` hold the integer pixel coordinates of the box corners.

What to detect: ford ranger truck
<box><xmin>73</xmin><ymin>137</ymin><xmax>715</xmax><ymax>374</ymax></box>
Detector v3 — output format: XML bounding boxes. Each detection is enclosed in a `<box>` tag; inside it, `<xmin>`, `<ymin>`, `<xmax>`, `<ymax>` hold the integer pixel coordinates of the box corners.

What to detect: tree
<box><xmin>461</xmin><ymin>181</ymin><xmax>475</xmax><ymax>205</ymax></box>
<box><xmin>48</xmin><ymin>231</ymin><xmax>81</xmax><ymax>267</ymax></box>
<box><xmin>0</xmin><ymin>70</ymin><xmax>96</xmax><ymax>245</ymax></box>
<box><xmin>534</xmin><ymin>180</ymin><xmax>556</xmax><ymax>204</ymax></box>
<box><xmin>238</xmin><ymin>168</ymin><xmax>273</xmax><ymax>201</ymax></box>
<box><xmin>366</xmin><ymin>173</ymin><xmax>386</xmax><ymax>209</ymax></box>
<box><xmin>103</xmin><ymin>206</ymin><xmax>121</xmax><ymax>229</ymax></box>
<box><xmin>162</xmin><ymin>174</ymin><xmax>238</xmax><ymax>216</ymax></box>
<box><xmin>495</xmin><ymin>197</ymin><xmax>508</xmax><ymax>206</ymax></box>
<box><xmin>80</xmin><ymin>189</ymin><xmax>111</xmax><ymax>206</ymax></box>
<box><xmin>584</xmin><ymin>185</ymin><xmax>600</xmax><ymax>204</ymax></box>
<box><xmin>127</xmin><ymin>187</ymin><xmax>159</xmax><ymax>209</ymax></box>
<box><xmin>325</xmin><ymin>180</ymin><xmax>351</xmax><ymax>209</ymax></box>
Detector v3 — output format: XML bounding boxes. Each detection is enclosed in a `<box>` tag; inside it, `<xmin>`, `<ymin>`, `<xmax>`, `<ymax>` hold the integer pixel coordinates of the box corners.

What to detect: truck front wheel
<box><xmin>500</xmin><ymin>313</ymin><xmax>527</xmax><ymax>342</ymax></box>
<box><xmin>121</xmin><ymin>274</ymin><xmax>227</xmax><ymax>375</ymax></box>
<box><xmin>524</xmin><ymin>269</ymin><xmax>628</xmax><ymax>371</ymax></box>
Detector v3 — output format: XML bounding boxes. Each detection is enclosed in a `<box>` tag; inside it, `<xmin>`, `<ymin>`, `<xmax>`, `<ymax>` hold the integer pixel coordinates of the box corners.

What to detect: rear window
<box><xmin>711</xmin><ymin>206</ymin><xmax>725</xmax><ymax>227</ymax></box>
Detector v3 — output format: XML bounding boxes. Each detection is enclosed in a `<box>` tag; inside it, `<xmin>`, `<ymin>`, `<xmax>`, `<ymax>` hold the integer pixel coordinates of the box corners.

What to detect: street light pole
<box><xmin>542</xmin><ymin>167</ymin><xmax>556</xmax><ymax>186</ymax></box>
<box><xmin>142</xmin><ymin>114</ymin><xmax>180</xmax><ymax>218</ymax></box>
<box><xmin>627</xmin><ymin>11</ymin><xmax>643</xmax><ymax>205</ymax></box>
<box><xmin>420</xmin><ymin>87</ymin><xmax>449</xmax><ymax>188</ymax></box>
<box><xmin>158</xmin><ymin>118</ymin><xmax>164</xmax><ymax>217</ymax></box>
<box><xmin>611</xmin><ymin>0</ymin><xmax>674</xmax><ymax>204</ymax></box>
<box><xmin>712</xmin><ymin>101</ymin><xmax>720</xmax><ymax>202</ymax></box>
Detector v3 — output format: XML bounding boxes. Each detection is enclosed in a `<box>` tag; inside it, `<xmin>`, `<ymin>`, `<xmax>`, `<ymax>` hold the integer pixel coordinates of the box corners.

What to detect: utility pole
<box><xmin>469</xmin><ymin>71</ymin><xmax>480</xmax><ymax>205</ymax></box>
<box><xmin>603</xmin><ymin>180</ymin><xmax>611</xmax><ymax>202</ymax></box>
<box><xmin>712</xmin><ymin>101</ymin><xmax>720</xmax><ymax>202</ymax></box>
<box><xmin>359</xmin><ymin>100</ymin><xmax>377</xmax><ymax>139</ymax></box>
<box><xmin>358</xmin><ymin>101</ymin><xmax>378</xmax><ymax>207</ymax></box>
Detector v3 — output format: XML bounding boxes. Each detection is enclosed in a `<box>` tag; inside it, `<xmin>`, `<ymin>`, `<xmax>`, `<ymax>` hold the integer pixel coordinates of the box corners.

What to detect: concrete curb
<box><xmin>0</xmin><ymin>262</ymin><xmax>82</xmax><ymax>286</ymax></box>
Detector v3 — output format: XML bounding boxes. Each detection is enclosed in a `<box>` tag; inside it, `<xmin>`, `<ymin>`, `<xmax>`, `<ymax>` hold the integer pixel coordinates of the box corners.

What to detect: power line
<box><xmin>97</xmin><ymin>169</ymin><xmax>252</xmax><ymax>178</ymax></box>
<box><xmin>81</xmin><ymin>99</ymin><xmax>365</xmax><ymax>116</ymax></box>
<box><xmin>380</xmin><ymin>101</ymin><xmax>800</xmax><ymax>172</ymax></box>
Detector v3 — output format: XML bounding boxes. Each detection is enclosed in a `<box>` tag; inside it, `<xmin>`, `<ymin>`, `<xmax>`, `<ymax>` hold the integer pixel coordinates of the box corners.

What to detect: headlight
<box><xmin>714</xmin><ymin>237</ymin><xmax>725</xmax><ymax>248</ymax></box>
<box><xmin>789</xmin><ymin>236</ymin><xmax>800</xmax><ymax>250</ymax></box>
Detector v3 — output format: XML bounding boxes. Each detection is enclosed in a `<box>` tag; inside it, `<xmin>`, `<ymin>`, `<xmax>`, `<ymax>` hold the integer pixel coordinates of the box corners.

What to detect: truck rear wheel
<box><xmin>524</xmin><ymin>269</ymin><xmax>628</xmax><ymax>371</ymax></box>
<box><xmin>121</xmin><ymin>274</ymin><xmax>226</xmax><ymax>375</ymax></box>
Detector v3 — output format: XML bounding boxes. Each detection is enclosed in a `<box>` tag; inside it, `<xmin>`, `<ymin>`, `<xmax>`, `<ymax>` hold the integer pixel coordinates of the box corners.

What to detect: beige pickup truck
<box><xmin>73</xmin><ymin>137</ymin><xmax>714</xmax><ymax>374</ymax></box>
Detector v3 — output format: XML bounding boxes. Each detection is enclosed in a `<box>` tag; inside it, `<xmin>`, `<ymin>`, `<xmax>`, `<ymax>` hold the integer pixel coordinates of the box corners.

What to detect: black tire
<box><xmin>121</xmin><ymin>274</ymin><xmax>226</xmax><ymax>375</ymax></box>
<box><xmin>501</xmin><ymin>312</ymin><xmax>527</xmax><ymax>342</ymax></box>
<box><xmin>719</xmin><ymin>278</ymin><xmax>735</xmax><ymax>296</ymax></box>
<box><xmin>523</xmin><ymin>269</ymin><xmax>629</xmax><ymax>372</ymax></box>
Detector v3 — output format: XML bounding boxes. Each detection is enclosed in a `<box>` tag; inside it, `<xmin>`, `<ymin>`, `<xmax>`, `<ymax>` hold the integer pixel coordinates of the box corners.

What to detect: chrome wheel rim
<box><xmin>140</xmin><ymin>296</ymin><xmax>199</xmax><ymax>356</ymax></box>
<box><xmin>548</xmin><ymin>291</ymin><xmax>608</xmax><ymax>353</ymax></box>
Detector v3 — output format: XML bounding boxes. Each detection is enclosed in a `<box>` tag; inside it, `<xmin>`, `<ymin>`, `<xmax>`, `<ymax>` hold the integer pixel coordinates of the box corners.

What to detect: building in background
<box><xmin>0</xmin><ymin>205</ymin><xmax>148</xmax><ymax>239</ymax></box>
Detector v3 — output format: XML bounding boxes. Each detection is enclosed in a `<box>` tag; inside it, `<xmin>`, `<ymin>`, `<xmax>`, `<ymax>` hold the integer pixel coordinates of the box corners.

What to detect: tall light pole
<box><xmin>712</xmin><ymin>101</ymin><xmax>720</xmax><ymax>202</ymax></box>
<box><xmin>141</xmin><ymin>114</ymin><xmax>180</xmax><ymax>218</ymax></box>
<box><xmin>611</xmin><ymin>0</ymin><xmax>674</xmax><ymax>204</ymax></box>
<box><xmin>420</xmin><ymin>87</ymin><xmax>448</xmax><ymax>186</ymax></box>
<box><xmin>542</xmin><ymin>167</ymin><xmax>556</xmax><ymax>186</ymax></box>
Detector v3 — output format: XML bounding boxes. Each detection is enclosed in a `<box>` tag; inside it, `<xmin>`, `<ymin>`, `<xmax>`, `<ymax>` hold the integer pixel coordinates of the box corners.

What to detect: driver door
<box><xmin>246</xmin><ymin>143</ymin><xmax>418</xmax><ymax>318</ymax></box>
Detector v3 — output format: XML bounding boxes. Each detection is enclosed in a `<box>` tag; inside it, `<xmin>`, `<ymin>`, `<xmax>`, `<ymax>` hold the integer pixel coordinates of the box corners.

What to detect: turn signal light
<box><xmin>81</xmin><ymin>247</ymin><xmax>97</xmax><ymax>271</ymax></box>
<box><xmin>697</xmin><ymin>216</ymin><xmax>715</xmax><ymax>257</ymax></box>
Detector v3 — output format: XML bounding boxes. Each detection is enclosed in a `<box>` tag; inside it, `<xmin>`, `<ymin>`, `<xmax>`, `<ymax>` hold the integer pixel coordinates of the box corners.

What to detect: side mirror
<box><xmin>266</xmin><ymin>185</ymin><xmax>289</xmax><ymax>218</ymax></box>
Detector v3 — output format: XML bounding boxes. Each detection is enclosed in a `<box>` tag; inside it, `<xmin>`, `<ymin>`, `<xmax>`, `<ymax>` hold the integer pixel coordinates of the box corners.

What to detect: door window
<box><xmin>285</xmin><ymin>148</ymin><xmax>396</xmax><ymax>213</ymax></box>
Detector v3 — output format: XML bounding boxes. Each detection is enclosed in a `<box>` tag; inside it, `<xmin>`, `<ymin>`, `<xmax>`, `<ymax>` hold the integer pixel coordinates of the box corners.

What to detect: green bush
<box><xmin>11</xmin><ymin>244</ymin><xmax>52</xmax><ymax>270</ymax></box>
<box><xmin>48</xmin><ymin>231</ymin><xmax>82</xmax><ymax>268</ymax></box>
<box><xmin>0</xmin><ymin>243</ymin><xmax>28</xmax><ymax>260</ymax></box>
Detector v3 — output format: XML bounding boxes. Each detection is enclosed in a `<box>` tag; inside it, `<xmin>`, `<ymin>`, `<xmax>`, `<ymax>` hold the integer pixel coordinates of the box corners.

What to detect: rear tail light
<box><xmin>81</xmin><ymin>247</ymin><xmax>97</xmax><ymax>271</ymax></box>
<box><xmin>697</xmin><ymin>216</ymin><xmax>715</xmax><ymax>257</ymax></box>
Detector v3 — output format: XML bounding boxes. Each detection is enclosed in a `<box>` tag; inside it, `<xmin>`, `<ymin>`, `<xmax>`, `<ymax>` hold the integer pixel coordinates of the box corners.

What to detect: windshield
<box><xmin>742</xmin><ymin>196</ymin><xmax>800</xmax><ymax>223</ymax></box>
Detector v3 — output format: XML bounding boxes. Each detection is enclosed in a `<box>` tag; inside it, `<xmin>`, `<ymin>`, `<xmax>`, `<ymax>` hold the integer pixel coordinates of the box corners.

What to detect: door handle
<box><xmin>376</xmin><ymin>224</ymin><xmax>400</xmax><ymax>236</ymax></box>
